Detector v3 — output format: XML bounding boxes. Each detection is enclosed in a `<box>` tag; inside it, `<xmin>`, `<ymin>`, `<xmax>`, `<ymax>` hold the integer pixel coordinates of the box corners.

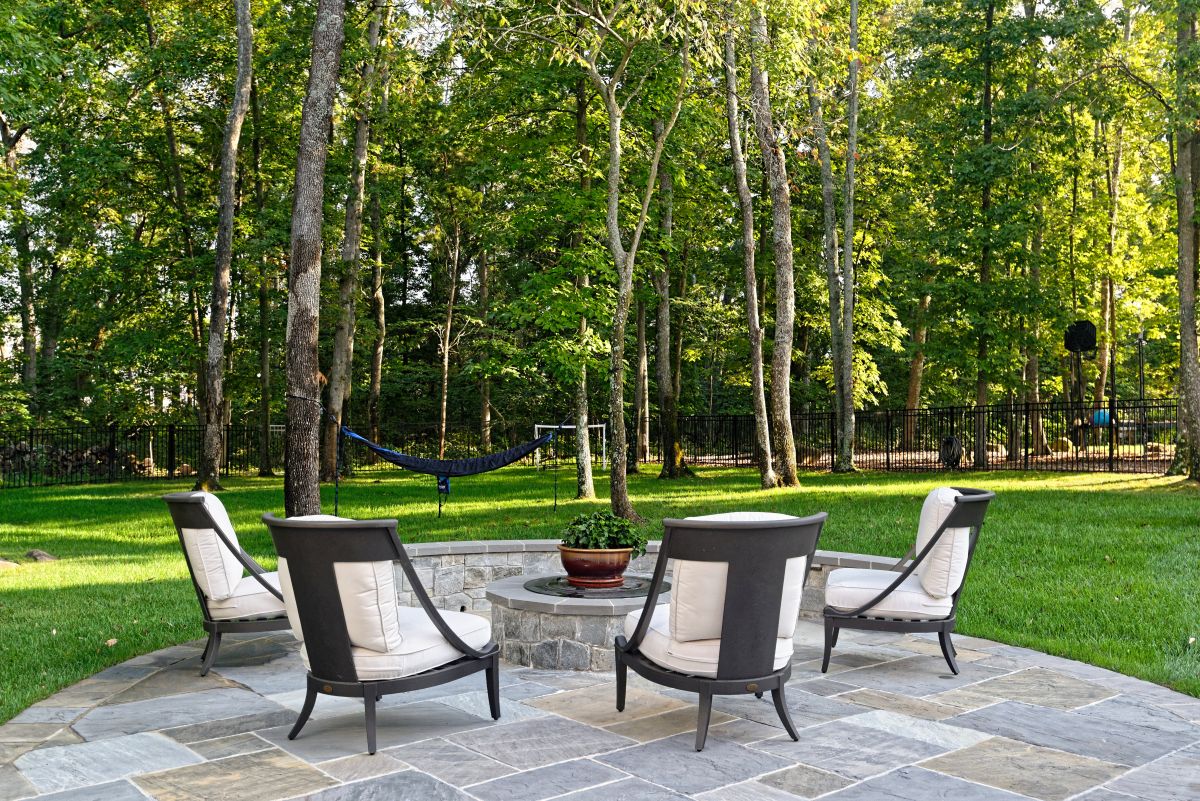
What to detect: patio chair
<box><xmin>263</xmin><ymin>514</ymin><xmax>500</xmax><ymax>755</ymax></box>
<box><xmin>615</xmin><ymin>511</ymin><xmax>827</xmax><ymax>751</ymax></box>
<box><xmin>162</xmin><ymin>492</ymin><xmax>290</xmax><ymax>676</ymax></box>
<box><xmin>821</xmin><ymin>486</ymin><xmax>994</xmax><ymax>675</ymax></box>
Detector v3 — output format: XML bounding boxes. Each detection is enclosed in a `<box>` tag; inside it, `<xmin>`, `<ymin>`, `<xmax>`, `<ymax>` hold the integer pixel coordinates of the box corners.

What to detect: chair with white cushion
<box><xmin>822</xmin><ymin>487</ymin><xmax>994</xmax><ymax>675</ymax></box>
<box><xmin>162</xmin><ymin>492</ymin><xmax>290</xmax><ymax>676</ymax></box>
<box><xmin>615</xmin><ymin>511</ymin><xmax>826</xmax><ymax>751</ymax></box>
<box><xmin>263</xmin><ymin>514</ymin><xmax>500</xmax><ymax>755</ymax></box>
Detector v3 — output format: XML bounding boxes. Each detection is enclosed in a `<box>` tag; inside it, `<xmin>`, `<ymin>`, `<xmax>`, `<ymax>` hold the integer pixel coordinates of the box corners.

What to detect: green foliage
<box><xmin>559</xmin><ymin>510</ymin><xmax>648</xmax><ymax>558</ymax></box>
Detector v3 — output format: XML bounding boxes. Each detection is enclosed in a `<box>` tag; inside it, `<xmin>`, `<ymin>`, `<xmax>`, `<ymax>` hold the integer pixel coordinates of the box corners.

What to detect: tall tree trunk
<box><xmin>586</xmin><ymin>42</ymin><xmax>688</xmax><ymax>520</ymax></box>
<box><xmin>321</xmin><ymin>1</ymin><xmax>383</xmax><ymax>482</ymax></box>
<box><xmin>479</xmin><ymin>250</ymin><xmax>492</xmax><ymax>451</ymax></box>
<box><xmin>749</xmin><ymin>8</ymin><xmax>798</xmax><ymax>486</ymax></box>
<box><xmin>573</xmin><ymin>77</ymin><xmax>595</xmax><ymax>497</ymax></box>
<box><xmin>974</xmin><ymin>0</ymin><xmax>996</xmax><ymax>469</ymax></box>
<box><xmin>1175</xmin><ymin>0</ymin><xmax>1200</xmax><ymax>477</ymax></box>
<box><xmin>197</xmin><ymin>0</ymin><xmax>254</xmax><ymax>491</ymax></box>
<box><xmin>367</xmin><ymin>167</ymin><xmax>386</xmax><ymax>456</ymax></box>
<box><xmin>808</xmin><ymin>77</ymin><xmax>844</xmax><ymax>462</ymax></box>
<box><xmin>1022</xmin><ymin>0</ymin><xmax>1050</xmax><ymax>456</ymax></box>
<box><xmin>724</xmin><ymin>18</ymin><xmax>775</xmax><ymax>488</ymax></box>
<box><xmin>1</xmin><ymin>116</ymin><xmax>36</xmax><ymax>394</ymax></box>
<box><xmin>835</xmin><ymin>0</ymin><xmax>860</xmax><ymax>472</ymax></box>
<box><xmin>654</xmin><ymin>121</ymin><xmax>687</xmax><ymax>479</ymax></box>
<box><xmin>251</xmin><ymin>77</ymin><xmax>274</xmax><ymax>476</ymax></box>
<box><xmin>284</xmin><ymin>0</ymin><xmax>348</xmax><ymax>517</ymax></box>
<box><xmin>903</xmin><ymin>291</ymin><xmax>931</xmax><ymax>448</ymax></box>
<box><xmin>634</xmin><ymin>297</ymin><xmax>650</xmax><ymax>467</ymax></box>
<box><xmin>437</xmin><ymin>223</ymin><xmax>461</xmax><ymax>460</ymax></box>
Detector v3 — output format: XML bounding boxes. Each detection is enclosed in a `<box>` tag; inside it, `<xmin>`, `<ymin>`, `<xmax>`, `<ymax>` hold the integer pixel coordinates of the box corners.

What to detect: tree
<box><xmin>284</xmin><ymin>0</ymin><xmax>349</xmax><ymax>517</ymax></box>
<box><xmin>196</xmin><ymin>0</ymin><xmax>255</xmax><ymax>491</ymax></box>
<box><xmin>1175</xmin><ymin>0</ymin><xmax>1199</xmax><ymax>477</ymax></box>
<box><xmin>748</xmin><ymin>4</ymin><xmax>798</xmax><ymax>487</ymax></box>
<box><xmin>321</xmin><ymin>1</ymin><xmax>386</xmax><ymax>481</ymax></box>
<box><xmin>723</xmin><ymin>5</ymin><xmax>776</xmax><ymax>488</ymax></box>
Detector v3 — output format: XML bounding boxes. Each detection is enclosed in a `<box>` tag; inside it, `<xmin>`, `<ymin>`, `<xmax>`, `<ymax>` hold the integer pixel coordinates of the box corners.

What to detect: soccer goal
<box><xmin>534</xmin><ymin>423</ymin><xmax>607</xmax><ymax>468</ymax></box>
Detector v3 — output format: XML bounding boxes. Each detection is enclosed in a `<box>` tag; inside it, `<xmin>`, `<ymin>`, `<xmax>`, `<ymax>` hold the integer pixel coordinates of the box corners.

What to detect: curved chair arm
<box><xmin>164</xmin><ymin>493</ymin><xmax>284</xmax><ymax>602</ymax></box>
<box><xmin>891</xmin><ymin>544</ymin><xmax>917</xmax><ymax>572</ymax></box>
<box><xmin>828</xmin><ymin>488</ymin><xmax>993</xmax><ymax>620</ymax></box>
<box><xmin>390</xmin><ymin>527</ymin><xmax>493</xmax><ymax>660</ymax></box>
<box><xmin>620</xmin><ymin>537</ymin><xmax>671</xmax><ymax>654</ymax></box>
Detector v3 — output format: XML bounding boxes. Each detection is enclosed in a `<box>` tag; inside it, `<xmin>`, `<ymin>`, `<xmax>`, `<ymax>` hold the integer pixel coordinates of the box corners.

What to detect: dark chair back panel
<box><xmin>660</xmin><ymin>514</ymin><xmax>826</xmax><ymax>680</ymax></box>
<box><xmin>263</xmin><ymin>515</ymin><xmax>404</xmax><ymax>683</ymax></box>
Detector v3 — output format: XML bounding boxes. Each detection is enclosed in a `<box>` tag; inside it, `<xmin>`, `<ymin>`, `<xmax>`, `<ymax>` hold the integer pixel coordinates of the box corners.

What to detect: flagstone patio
<box><xmin>2</xmin><ymin>622</ymin><xmax>1197</xmax><ymax>801</ymax></box>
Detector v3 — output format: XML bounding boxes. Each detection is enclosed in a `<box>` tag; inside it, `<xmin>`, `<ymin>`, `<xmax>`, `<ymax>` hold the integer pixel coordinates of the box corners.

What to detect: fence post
<box><xmin>1023</xmin><ymin>401</ymin><xmax>1031</xmax><ymax>470</ymax></box>
<box><xmin>108</xmin><ymin>422</ymin><xmax>118</xmax><ymax>482</ymax></box>
<box><xmin>27</xmin><ymin>426</ymin><xmax>34</xmax><ymax>488</ymax></box>
<box><xmin>828</xmin><ymin>412</ymin><xmax>836</xmax><ymax>471</ymax></box>
<box><xmin>885</xmin><ymin>409</ymin><xmax>892</xmax><ymax>470</ymax></box>
<box><xmin>1108</xmin><ymin>394</ymin><xmax>1117</xmax><ymax>472</ymax></box>
<box><xmin>167</xmin><ymin>424</ymin><xmax>176</xmax><ymax>478</ymax></box>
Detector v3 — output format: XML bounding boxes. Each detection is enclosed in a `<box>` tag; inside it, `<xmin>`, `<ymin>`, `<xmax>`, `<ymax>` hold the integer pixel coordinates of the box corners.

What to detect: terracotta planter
<box><xmin>558</xmin><ymin>544</ymin><xmax>632</xmax><ymax>589</ymax></box>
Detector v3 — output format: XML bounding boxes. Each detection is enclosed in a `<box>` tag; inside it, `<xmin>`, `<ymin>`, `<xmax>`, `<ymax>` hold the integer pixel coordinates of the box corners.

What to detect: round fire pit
<box><xmin>486</xmin><ymin>573</ymin><xmax>671</xmax><ymax>671</ymax></box>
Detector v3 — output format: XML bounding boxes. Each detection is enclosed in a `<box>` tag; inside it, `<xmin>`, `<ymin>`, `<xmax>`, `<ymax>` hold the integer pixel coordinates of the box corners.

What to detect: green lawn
<box><xmin>1</xmin><ymin>467</ymin><xmax>1198</xmax><ymax>723</ymax></box>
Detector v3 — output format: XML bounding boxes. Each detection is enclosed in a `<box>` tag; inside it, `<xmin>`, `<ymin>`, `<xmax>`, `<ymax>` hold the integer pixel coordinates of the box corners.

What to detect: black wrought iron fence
<box><xmin>0</xmin><ymin>399</ymin><xmax>1180</xmax><ymax>489</ymax></box>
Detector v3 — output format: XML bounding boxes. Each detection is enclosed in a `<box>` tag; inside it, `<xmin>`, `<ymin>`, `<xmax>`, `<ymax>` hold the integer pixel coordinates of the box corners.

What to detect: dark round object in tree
<box><xmin>1065</xmin><ymin>320</ymin><xmax>1097</xmax><ymax>353</ymax></box>
<box><xmin>939</xmin><ymin>436</ymin><xmax>963</xmax><ymax>468</ymax></box>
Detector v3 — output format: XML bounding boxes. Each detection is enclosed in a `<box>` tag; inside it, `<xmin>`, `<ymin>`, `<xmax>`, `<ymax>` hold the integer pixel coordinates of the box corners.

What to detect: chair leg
<box><xmin>695</xmin><ymin>691</ymin><xmax>713</xmax><ymax>752</ymax></box>
<box><xmin>938</xmin><ymin>629</ymin><xmax>960</xmax><ymax>675</ymax></box>
<box><xmin>615</xmin><ymin>654</ymin><xmax>627</xmax><ymax>713</ymax></box>
<box><xmin>364</xmin><ymin>691</ymin><xmax>377</xmax><ymax>755</ymax></box>
<box><xmin>486</xmin><ymin>655</ymin><xmax>501</xmax><ymax>720</ymax></box>
<box><xmin>821</xmin><ymin>618</ymin><xmax>835</xmax><ymax>674</ymax></box>
<box><xmin>288</xmin><ymin>684</ymin><xmax>317</xmax><ymax>741</ymax></box>
<box><xmin>199</xmin><ymin>632</ymin><xmax>222</xmax><ymax>677</ymax></box>
<box><xmin>772</xmin><ymin>684</ymin><xmax>800</xmax><ymax>741</ymax></box>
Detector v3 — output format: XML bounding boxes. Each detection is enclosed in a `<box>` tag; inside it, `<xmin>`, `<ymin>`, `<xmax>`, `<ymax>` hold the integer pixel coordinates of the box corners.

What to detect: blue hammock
<box><xmin>339</xmin><ymin>425</ymin><xmax>556</xmax><ymax>478</ymax></box>
<box><xmin>335</xmin><ymin>423</ymin><xmax>562</xmax><ymax>516</ymax></box>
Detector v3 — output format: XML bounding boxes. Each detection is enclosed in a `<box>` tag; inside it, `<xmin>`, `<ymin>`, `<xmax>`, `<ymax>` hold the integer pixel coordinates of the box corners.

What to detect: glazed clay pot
<box><xmin>557</xmin><ymin>545</ymin><xmax>632</xmax><ymax>589</ymax></box>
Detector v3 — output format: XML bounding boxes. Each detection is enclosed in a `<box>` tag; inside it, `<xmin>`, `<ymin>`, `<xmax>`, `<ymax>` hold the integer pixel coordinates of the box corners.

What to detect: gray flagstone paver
<box><xmin>14</xmin><ymin>732</ymin><xmax>202</xmax><ymax>793</ymax></box>
<box><xmin>597</xmin><ymin>732</ymin><xmax>794</xmax><ymax>794</ymax></box>
<box><xmin>465</xmin><ymin>758</ymin><xmax>626</xmax><ymax>801</ymax></box>
<box><xmin>1104</xmin><ymin>743</ymin><xmax>1200</xmax><ymax>801</ymax></box>
<box><xmin>386</xmin><ymin>738</ymin><xmax>515</xmax><ymax>786</ymax></box>
<box><xmin>300</xmin><ymin>770</ymin><xmax>472</xmax><ymax>800</ymax></box>
<box><xmin>554</xmin><ymin>777</ymin><xmax>691</xmax><ymax>800</ymax></box>
<box><xmin>73</xmin><ymin>688</ymin><xmax>288</xmax><ymax>741</ymax></box>
<box><xmin>821</xmin><ymin>766</ymin><xmax>1034</xmax><ymax>800</ymax></box>
<box><xmin>749</xmin><ymin>719</ymin><xmax>947</xmax><ymax>780</ymax></box>
<box><xmin>950</xmin><ymin>700</ymin><xmax>1196</xmax><ymax>765</ymax></box>
<box><xmin>132</xmin><ymin>747</ymin><xmax>337</xmax><ymax>801</ymax></box>
<box><xmin>448</xmin><ymin>715</ymin><xmax>634</xmax><ymax>770</ymax></box>
<box><xmin>25</xmin><ymin>780</ymin><xmax>151</xmax><ymax>801</ymax></box>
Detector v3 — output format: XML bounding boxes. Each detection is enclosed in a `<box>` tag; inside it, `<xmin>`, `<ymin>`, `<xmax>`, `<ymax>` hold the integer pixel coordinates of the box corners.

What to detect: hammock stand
<box><xmin>333</xmin><ymin>421</ymin><xmax>564</xmax><ymax>517</ymax></box>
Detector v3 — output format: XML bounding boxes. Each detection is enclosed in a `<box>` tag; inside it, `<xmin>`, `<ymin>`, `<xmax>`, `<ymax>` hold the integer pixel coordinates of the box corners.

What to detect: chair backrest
<box><xmin>163</xmin><ymin>492</ymin><xmax>245</xmax><ymax>602</ymax></box>
<box><xmin>263</xmin><ymin>514</ymin><xmax>421</xmax><ymax>683</ymax></box>
<box><xmin>914</xmin><ymin>487</ymin><xmax>992</xmax><ymax>599</ymax></box>
<box><xmin>658</xmin><ymin>512</ymin><xmax>826</xmax><ymax>680</ymax></box>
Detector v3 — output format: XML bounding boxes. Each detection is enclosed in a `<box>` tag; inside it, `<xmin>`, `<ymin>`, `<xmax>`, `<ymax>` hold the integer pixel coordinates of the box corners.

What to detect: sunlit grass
<box><xmin>1</xmin><ymin>466</ymin><xmax>1197</xmax><ymax>722</ymax></box>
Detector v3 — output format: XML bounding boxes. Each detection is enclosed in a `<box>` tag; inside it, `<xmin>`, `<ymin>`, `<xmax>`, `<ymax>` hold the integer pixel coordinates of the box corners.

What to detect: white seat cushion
<box><xmin>300</xmin><ymin>607</ymin><xmax>491</xmax><ymax>681</ymax></box>
<box><xmin>670</xmin><ymin>512</ymin><xmax>806</xmax><ymax>642</ymax></box>
<box><xmin>178</xmin><ymin>492</ymin><xmax>244</xmax><ymax>601</ymax></box>
<box><xmin>207</xmin><ymin>572</ymin><xmax>287</xmax><ymax>621</ymax></box>
<box><xmin>625</xmin><ymin>604</ymin><xmax>792</xmax><ymax>678</ymax></box>
<box><xmin>825</xmin><ymin>568</ymin><xmax>953</xmax><ymax>620</ymax></box>
<box><xmin>915</xmin><ymin>488</ymin><xmax>970</xmax><ymax>598</ymax></box>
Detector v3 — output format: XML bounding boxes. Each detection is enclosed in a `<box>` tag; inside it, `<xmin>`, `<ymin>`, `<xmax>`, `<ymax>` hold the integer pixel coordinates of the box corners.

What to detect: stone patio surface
<box><xmin>2</xmin><ymin>622</ymin><xmax>1198</xmax><ymax>801</ymax></box>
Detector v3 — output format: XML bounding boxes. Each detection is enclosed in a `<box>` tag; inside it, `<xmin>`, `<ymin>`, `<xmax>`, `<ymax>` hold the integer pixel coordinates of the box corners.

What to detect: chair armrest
<box><xmin>829</xmin><ymin>520</ymin><xmax>950</xmax><ymax>619</ymax></box>
<box><xmin>395</xmin><ymin>548</ymin><xmax>492</xmax><ymax>659</ymax></box>
<box><xmin>621</xmin><ymin>540</ymin><xmax>671</xmax><ymax>653</ymax></box>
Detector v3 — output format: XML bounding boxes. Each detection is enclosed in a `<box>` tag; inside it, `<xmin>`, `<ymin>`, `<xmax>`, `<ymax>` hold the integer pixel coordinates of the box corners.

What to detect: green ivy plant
<box><xmin>560</xmin><ymin>511</ymin><xmax>648</xmax><ymax>559</ymax></box>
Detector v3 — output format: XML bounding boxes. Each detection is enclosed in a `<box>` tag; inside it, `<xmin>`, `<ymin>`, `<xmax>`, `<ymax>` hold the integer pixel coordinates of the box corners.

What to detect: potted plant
<box><xmin>558</xmin><ymin>511</ymin><xmax>649</xmax><ymax>589</ymax></box>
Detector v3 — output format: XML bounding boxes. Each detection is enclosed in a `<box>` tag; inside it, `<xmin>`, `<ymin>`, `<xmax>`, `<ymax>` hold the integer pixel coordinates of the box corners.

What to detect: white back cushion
<box><xmin>915</xmin><ymin>487</ymin><xmax>970</xmax><ymax>599</ymax></box>
<box><xmin>179</xmin><ymin>492</ymin><xmax>244</xmax><ymax>602</ymax></box>
<box><xmin>670</xmin><ymin>512</ymin><xmax>807</xmax><ymax>643</ymax></box>
<box><xmin>277</xmin><ymin>516</ymin><xmax>403</xmax><ymax>654</ymax></box>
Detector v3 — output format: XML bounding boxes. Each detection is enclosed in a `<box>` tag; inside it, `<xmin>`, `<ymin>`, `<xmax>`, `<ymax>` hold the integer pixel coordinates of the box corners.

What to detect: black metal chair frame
<box><xmin>163</xmin><ymin>493</ymin><xmax>290</xmax><ymax>677</ymax></box>
<box><xmin>821</xmin><ymin>487</ymin><xmax>995</xmax><ymax>676</ymax></box>
<box><xmin>262</xmin><ymin>514</ymin><xmax>500</xmax><ymax>755</ymax></box>
<box><xmin>615</xmin><ymin>513</ymin><xmax>827</xmax><ymax>751</ymax></box>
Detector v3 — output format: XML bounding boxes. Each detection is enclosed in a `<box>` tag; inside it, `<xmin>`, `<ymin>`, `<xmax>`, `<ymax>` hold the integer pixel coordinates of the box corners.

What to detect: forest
<box><xmin>1</xmin><ymin>0</ymin><xmax>1197</xmax><ymax>513</ymax></box>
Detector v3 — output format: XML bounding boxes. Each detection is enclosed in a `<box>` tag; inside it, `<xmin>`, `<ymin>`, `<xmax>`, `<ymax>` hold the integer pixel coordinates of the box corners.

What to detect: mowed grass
<box><xmin>1</xmin><ymin>467</ymin><xmax>1198</xmax><ymax>722</ymax></box>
